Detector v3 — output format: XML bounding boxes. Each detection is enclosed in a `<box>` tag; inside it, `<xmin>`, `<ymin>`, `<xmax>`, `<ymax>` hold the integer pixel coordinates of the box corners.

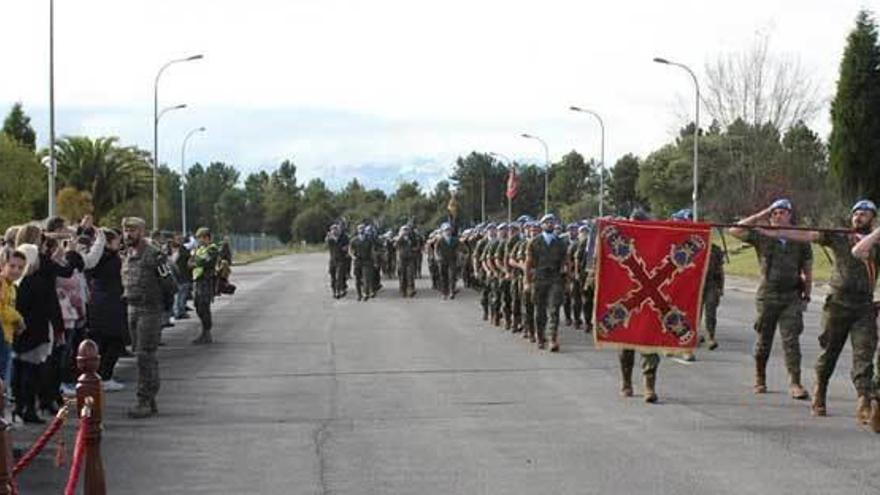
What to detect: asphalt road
<box><xmin>18</xmin><ymin>253</ymin><xmax>880</xmax><ymax>494</ymax></box>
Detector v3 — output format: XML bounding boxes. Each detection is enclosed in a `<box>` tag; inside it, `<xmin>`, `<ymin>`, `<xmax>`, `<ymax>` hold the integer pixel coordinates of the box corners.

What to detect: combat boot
<box><xmin>856</xmin><ymin>395</ymin><xmax>871</xmax><ymax>425</ymax></box>
<box><xmin>643</xmin><ymin>374</ymin><xmax>658</xmax><ymax>403</ymax></box>
<box><xmin>482</xmin><ymin>307</ymin><xmax>489</xmax><ymax>321</ymax></box>
<box><xmin>753</xmin><ymin>358</ymin><xmax>767</xmax><ymax>394</ymax></box>
<box><xmin>619</xmin><ymin>357</ymin><xmax>634</xmax><ymax>398</ymax></box>
<box><xmin>788</xmin><ymin>371</ymin><xmax>809</xmax><ymax>400</ymax></box>
<box><xmin>870</xmin><ymin>399</ymin><xmax>880</xmax><ymax>433</ymax></box>
<box><xmin>707</xmin><ymin>337</ymin><xmax>718</xmax><ymax>351</ymax></box>
<box><xmin>549</xmin><ymin>337</ymin><xmax>560</xmax><ymax>353</ymax></box>
<box><xmin>811</xmin><ymin>381</ymin><xmax>827</xmax><ymax>417</ymax></box>
<box><xmin>127</xmin><ymin>400</ymin><xmax>154</xmax><ymax>419</ymax></box>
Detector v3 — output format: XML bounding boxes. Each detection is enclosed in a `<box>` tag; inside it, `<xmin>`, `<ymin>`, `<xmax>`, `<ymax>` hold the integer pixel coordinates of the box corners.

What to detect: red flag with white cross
<box><xmin>592</xmin><ymin>219</ymin><xmax>711</xmax><ymax>354</ymax></box>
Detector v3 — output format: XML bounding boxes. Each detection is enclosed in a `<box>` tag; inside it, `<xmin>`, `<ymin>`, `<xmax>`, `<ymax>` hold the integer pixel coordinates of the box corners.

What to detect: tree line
<box><xmin>2</xmin><ymin>10</ymin><xmax>879</xmax><ymax>241</ymax></box>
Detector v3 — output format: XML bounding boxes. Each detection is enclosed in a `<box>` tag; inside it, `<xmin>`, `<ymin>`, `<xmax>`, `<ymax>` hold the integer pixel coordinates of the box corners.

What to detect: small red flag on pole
<box><xmin>506</xmin><ymin>166</ymin><xmax>519</xmax><ymax>200</ymax></box>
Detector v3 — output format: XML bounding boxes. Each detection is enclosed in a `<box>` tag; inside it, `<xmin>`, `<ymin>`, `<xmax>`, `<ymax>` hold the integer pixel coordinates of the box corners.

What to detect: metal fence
<box><xmin>227</xmin><ymin>233</ymin><xmax>285</xmax><ymax>254</ymax></box>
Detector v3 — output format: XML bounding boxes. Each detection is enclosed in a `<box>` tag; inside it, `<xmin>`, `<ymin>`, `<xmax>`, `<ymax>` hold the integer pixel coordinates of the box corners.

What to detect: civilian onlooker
<box><xmin>0</xmin><ymin>249</ymin><xmax>26</xmax><ymax>386</ymax></box>
<box><xmin>86</xmin><ymin>228</ymin><xmax>126</xmax><ymax>391</ymax></box>
<box><xmin>171</xmin><ymin>234</ymin><xmax>192</xmax><ymax>320</ymax></box>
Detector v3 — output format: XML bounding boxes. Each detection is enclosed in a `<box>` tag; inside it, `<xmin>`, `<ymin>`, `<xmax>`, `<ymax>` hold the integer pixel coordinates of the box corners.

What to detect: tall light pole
<box><xmin>654</xmin><ymin>57</ymin><xmax>700</xmax><ymax>221</ymax></box>
<box><xmin>48</xmin><ymin>0</ymin><xmax>56</xmax><ymax>217</ymax></box>
<box><xmin>489</xmin><ymin>152</ymin><xmax>514</xmax><ymax>222</ymax></box>
<box><xmin>180</xmin><ymin>126</ymin><xmax>205</xmax><ymax>236</ymax></box>
<box><xmin>153</xmin><ymin>54</ymin><xmax>203</xmax><ymax>231</ymax></box>
<box><xmin>569</xmin><ymin>106</ymin><xmax>605</xmax><ymax>217</ymax></box>
<box><xmin>521</xmin><ymin>133</ymin><xmax>550</xmax><ymax>215</ymax></box>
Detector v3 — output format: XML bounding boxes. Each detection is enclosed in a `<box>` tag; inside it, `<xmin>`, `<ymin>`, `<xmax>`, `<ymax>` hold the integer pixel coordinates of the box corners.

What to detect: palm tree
<box><xmin>51</xmin><ymin>136</ymin><xmax>152</xmax><ymax>222</ymax></box>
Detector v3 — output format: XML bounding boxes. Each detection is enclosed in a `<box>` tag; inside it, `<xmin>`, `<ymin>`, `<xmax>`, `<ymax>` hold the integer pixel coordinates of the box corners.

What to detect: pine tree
<box><xmin>829</xmin><ymin>10</ymin><xmax>880</xmax><ymax>202</ymax></box>
<box><xmin>1</xmin><ymin>102</ymin><xmax>37</xmax><ymax>151</ymax></box>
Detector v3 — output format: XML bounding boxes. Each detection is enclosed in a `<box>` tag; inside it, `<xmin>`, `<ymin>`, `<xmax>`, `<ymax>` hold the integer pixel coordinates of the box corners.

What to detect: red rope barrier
<box><xmin>62</xmin><ymin>418</ymin><xmax>87</xmax><ymax>495</ymax></box>
<box><xmin>11</xmin><ymin>411</ymin><xmax>67</xmax><ymax>476</ymax></box>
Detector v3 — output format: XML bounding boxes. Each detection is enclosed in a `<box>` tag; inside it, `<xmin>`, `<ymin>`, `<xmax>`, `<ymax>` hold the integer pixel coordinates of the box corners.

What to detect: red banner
<box><xmin>506</xmin><ymin>167</ymin><xmax>518</xmax><ymax>200</ymax></box>
<box><xmin>592</xmin><ymin>219</ymin><xmax>711</xmax><ymax>354</ymax></box>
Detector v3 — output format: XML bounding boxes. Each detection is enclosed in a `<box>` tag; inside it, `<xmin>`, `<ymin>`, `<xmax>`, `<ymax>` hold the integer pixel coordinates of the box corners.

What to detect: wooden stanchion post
<box><xmin>0</xmin><ymin>380</ymin><xmax>12</xmax><ymax>495</ymax></box>
<box><xmin>76</xmin><ymin>339</ymin><xmax>106</xmax><ymax>495</ymax></box>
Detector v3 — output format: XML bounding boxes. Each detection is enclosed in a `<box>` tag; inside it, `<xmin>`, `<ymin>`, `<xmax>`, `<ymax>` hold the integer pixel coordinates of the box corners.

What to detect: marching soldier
<box><xmin>486</xmin><ymin>223</ymin><xmax>508</xmax><ymax>327</ymax></box>
<box><xmin>425</xmin><ymin>231</ymin><xmax>440</xmax><ymax>290</ymax></box>
<box><xmin>349</xmin><ymin>224</ymin><xmax>376</xmax><ymax>301</ymax></box>
<box><xmin>505</xmin><ymin>221</ymin><xmax>526</xmax><ymax>334</ymax></box>
<box><xmin>572</xmin><ymin>223</ymin><xmax>595</xmax><ymax>333</ymax></box>
<box><xmin>516</xmin><ymin>221</ymin><xmax>540</xmax><ymax>341</ymax></box>
<box><xmin>617</xmin><ymin>208</ymin><xmax>661</xmax><ymax>402</ymax></box>
<box><xmin>776</xmin><ymin>200</ymin><xmax>880</xmax><ymax>432</ymax></box>
<box><xmin>474</xmin><ymin>224</ymin><xmax>497</xmax><ymax>322</ymax></box>
<box><xmin>494</xmin><ymin>223</ymin><xmax>519</xmax><ymax>329</ymax></box>
<box><xmin>730</xmin><ymin>199</ymin><xmax>812</xmax><ymax>400</ymax></box>
<box><xmin>326</xmin><ymin>224</ymin><xmax>348</xmax><ymax>298</ymax></box>
<box><xmin>435</xmin><ymin>223</ymin><xmax>461</xmax><ymax>299</ymax></box>
<box><xmin>395</xmin><ymin>225</ymin><xmax>418</xmax><ymax>297</ymax></box>
<box><xmin>562</xmin><ymin>223</ymin><xmax>579</xmax><ymax>326</ymax></box>
<box><xmin>526</xmin><ymin>214</ymin><xmax>568</xmax><ymax>351</ymax></box>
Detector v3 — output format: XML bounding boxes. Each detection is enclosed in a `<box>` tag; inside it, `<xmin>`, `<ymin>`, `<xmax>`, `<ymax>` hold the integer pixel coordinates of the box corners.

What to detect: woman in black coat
<box><xmin>13</xmin><ymin>240</ymin><xmax>81</xmax><ymax>423</ymax></box>
<box><xmin>86</xmin><ymin>229</ymin><xmax>125</xmax><ymax>385</ymax></box>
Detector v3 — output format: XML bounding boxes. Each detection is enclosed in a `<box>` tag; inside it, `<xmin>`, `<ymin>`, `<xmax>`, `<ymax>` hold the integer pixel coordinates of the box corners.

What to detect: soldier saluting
<box><xmin>774</xmin><ymin>200</ymin><xmax>880</xmax><ymax>432</ymax></box>
<box><xmin>730</xmin><ymin>199</ymin><xmax>812</xmax><ymax>400</ymax></box>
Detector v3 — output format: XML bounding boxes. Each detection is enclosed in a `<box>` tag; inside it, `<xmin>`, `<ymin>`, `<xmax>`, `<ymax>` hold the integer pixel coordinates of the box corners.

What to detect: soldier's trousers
<box><xmin>490</xmin><ymin>278</ymin><xmax>504</xmax><ymax>317</ymax></box>
<box><xmin>398</xmin><ymin>259</ymin><xmax>415</xmax><ymax>295</ymax></box>
<box><xmin>334</xmin><ymin>260</ymin><xmax>349</xmax><ymax>293</ymax></box>
<box><xmin>815</xmin><ymin>297</ymin><xmax>878</xmax><ymax>397</ymax></box>
<box><xmin>583</xmin><ymin>282</ymin><xmax>595</xmax><ymax>329</ymax></box>
<box><xmin>702</xmin><ymin>287</ymin><xmax>722</xmax><ymax>340</ymax></box>
<box><xmin>571</xmin><ymin>277</ymin><xmax>584</xmax><ymax>325</ymax></box>
<box><xmin>428</xmin><ymin>259</ymin><xmax>439</xmax><ymax>289</ymax></box>
<box><xmin>619</xmin><ymin>350</ymin><xmax>660</xmax><ymax>378</ymax></box>
<box><xmin>753</xmin><ymin>296</ymin><xmax>804</xmax><ymax>377</ymax></box>
<box><xmin>479</xmin><ymin>275</ymin><xmax>491</xmax><ymax>313</ymax></box>
<box><xmin>354</xmin><ymin>262</ymin><xmax>375</xmax><ymax>296</ymax></box>
<box><xmin>496</xmin><ymin>279</ymin><xmax>512</xmax><ymax>323</ymax></box>
<box><xmin>329</xmin><ymin>260</ymin><xmax>337</xmax><ymax>293</ymax></box>
<box><xmin>194</xmin><ymin>278</ymin><xmax>213</xmax><ymax>333</ymax></box>
<box><xmin>563</xmin><ymin>284</ymin><xmax>573</xmax><ymax>322</ymax></box>
<box><xmin>439</xmin><ymin>261</ymin><xmax>458</xmax><ymax>296</ymax></box>
<box><xmin>534</xmin><ymin>280</ymin><xmax>563</xmax><ymax>340</ymax></box>
<box><xmin>523</xmin><ymin>285</ymin><xmax>536</xmax><ymax>334</ymax></box>
<box><xmin>129</xmin><ymin>306</ymin><xmax>162</xmax><ymax>404</ymax></box>
<box><xmin>511</xmin><ymin>278</ymin><xmax>523</xmax><ymax>330</ymax></box>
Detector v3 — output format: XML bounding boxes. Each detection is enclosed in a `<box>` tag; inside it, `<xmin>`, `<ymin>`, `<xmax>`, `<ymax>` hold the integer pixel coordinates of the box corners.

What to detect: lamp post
<box><xmin>521</xmin><ymin>133</ymin><xmax>550</xmax><ymax>215</ymax></box>
<box><xmin>180</xmin><ymin>126</ymin><xmax>205</xmax><ymax>236</ymax></box>
<box><xmin>48</xmin><ymin>0</ymin><xmax>56</xmax><ymax>217</ymax></box>
<box><xmin>569</xmin><ymin>106</ymin><xmax>605</xmax><ymax>217</ymax></box>
<box><xmin>153</xmin><ymin>54</ymin><xmax>203</xmax><ymax>231</ymax></box>
<box><xmin>654</xmin><ymin>57</ymin><xmax>700</xmax><ymax>221</ymax></box>
<box><xmin>489</xmin><ymin>152</ymin><xmax>514</xmax><ymax>222</ymax></box>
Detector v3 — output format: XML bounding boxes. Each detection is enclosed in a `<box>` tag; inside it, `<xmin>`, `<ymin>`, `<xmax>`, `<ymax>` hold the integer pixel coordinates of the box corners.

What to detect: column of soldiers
<box><xmin>323</xmin><ymin>199</ymin><xmax>880</xmax><ymax>433</ymax></box>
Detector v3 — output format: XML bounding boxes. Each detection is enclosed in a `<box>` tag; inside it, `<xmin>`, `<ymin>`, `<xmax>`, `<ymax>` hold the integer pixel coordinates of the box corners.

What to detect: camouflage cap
<box><xmin>195</xmin><ymin>227</ymin><xmax>211</xmax><ymax>238</ymax></box>
<box><xmin>122</xmin><ymin>217</ymin><xmax>146</xmax><ymax>229</ymax></box>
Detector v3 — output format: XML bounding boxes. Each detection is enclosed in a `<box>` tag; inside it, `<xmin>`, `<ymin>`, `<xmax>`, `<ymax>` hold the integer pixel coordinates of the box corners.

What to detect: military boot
<box><xmin>549</xmin><ymin>336</ymin><xmax>560</xmax><ymax>353</ymax></box>
<box><xmin>754</xmin><ymin>358</ymin><xmax>767</xmax><ymax>394</ymax></box>
<box><xmin>788</xmin><ymin>370</ymin><xmax>809</xmax><ymax>400</ymax></box>
<box><xmin>707</xmin><ymin>337</ymin><xmax>718</xmax><ymax>351</ymax></box>
<box><xmin>856</xmin><ymin>395</ymin><xmax>871</xmax><ymax>425</ymax></box>
<box><xmin>811</xmin><ymin>381</ymin><xmax>827</xmax><ymax>417</ymax></box>
<box><xmin>127</xmin><ymin>400</ymin><xmax>155</xmax><ymax>419</ymax></box>
<box><xmin>619</xmin><ymin>354</ymin><xmax>634</xmax><ymax>397</ymax></box>
<box><xmin>643</xmin><ymin>374</ymin><xmax>658</xmax><ymax>403</ymax></box>
<box><xmin>870</xmin><ymin>399</ymin><xmax>880</xmax><ymax>433</ymax></box>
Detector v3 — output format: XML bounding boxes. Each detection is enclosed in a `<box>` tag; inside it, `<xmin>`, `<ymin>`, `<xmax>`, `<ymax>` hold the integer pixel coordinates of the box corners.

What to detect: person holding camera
<box><xmin>189</xmin><ymin>227</ymin><xmax>219</xmax><ymax>345</ymax></box>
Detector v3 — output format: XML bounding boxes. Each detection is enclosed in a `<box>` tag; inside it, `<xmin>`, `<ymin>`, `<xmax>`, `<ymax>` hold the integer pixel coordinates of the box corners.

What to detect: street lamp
<box><xmin>180</xmin><ymin>126</ymin><xmax>206</xmax><ymax>236</ymax></box>
<box><xmin>48</xmin><ymin>0</ymin><xmax>56</xmax><ymax>217</ymax></box>
<box><xmin>489</xmin><ymin>152</ymin><xmax>515</xmax><ymax>222</ymax></box>
<box><xmin>521</xmin><ymin>133</ymin><xmax>550</xmax><ymax>215</ymax></box>
<box><xmin>569</xmin><ymin>106</ymin><xmax>605</xmax><ymax>217</ymax></box>
<box><xmin>654</xmin><ymin>56</ymin><xmax>700</xmax><ymax>221</ymax></box>
<box><xmin>153</xmin><ymin>54</ymin><xmax>203</xmax><ymax>231</ymax></box>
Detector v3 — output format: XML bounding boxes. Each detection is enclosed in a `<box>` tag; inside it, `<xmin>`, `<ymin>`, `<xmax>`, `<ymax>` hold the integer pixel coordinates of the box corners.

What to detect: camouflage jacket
<box><xmin>744</xmin><ymin>230</ymin><xmax>812</xmax><ymax>298</ymax></box>
<box><xmin>122</xmin><ymin>240</ymin><xmax>164</xmax><ymax>309</ymax></box>
<box><xmin>819</xmin><ymin>232</ymin><xmax>880</xmax><ymax>307</ymax></box>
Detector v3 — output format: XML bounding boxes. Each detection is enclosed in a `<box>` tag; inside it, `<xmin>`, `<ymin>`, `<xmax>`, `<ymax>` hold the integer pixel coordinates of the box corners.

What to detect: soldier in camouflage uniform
<box><xmin>781</xmin><ymin>200</ymin><xmax>880</xmax><ymax>432</ymax></box>
<box><xmin>435</xmin><ymin>223</ymin><xmax>461</xmax><ymax>299</ymax></box>
<box><xmin>326</xmin><ymin>224</ymin><xmax>348</xmax><ymax>298</ymax></box>
<box><xmin>425</xmin><ymin>231</ymin><xmax>440</xmax><ymax>291</ymax></box>
<box><xmin>516</xmin><ymin>221</ymin><xmax>540</xmax><ymax>341</ymax></box>
<box><xmin>703</xmin><ymin>236</ymin><xmax>725</xmax><ymax>351</ymax></box>
<box><xmin>475</xmin><ymin>224</ymin><xmax>498</xmax><ymax>322</ymax></box>
<box><xmin>561</xmin><ymin>223</ymin><xmax>578</xmax><ymax>326</ymax></box>
<box><xmin>730</xmin><ymin>199</ymin><xmax>812</xmax><ymax>400</ymax></box>
<box><xmin>395</xmin><ymin>225</ymin><xmax>418</xmax><ymax>297</ymax></box>
<box><xmin>506</xmin><ymin>220</ymin><xmax>528</xmax><ymax>334</ymax></box>
<box><xmin>526</xmin><ymin>214</ymin><xmax>568</xmax><ymax>351</ymax></box>
<box><xmin>618</xmin><ymin>209</ymin><xmax>661</xmax><ymax>402</ymax></box>
<box><xmin>121</xmin><ymin>217</ymin><xmax>165</xmax><ymax>418</ymax></box>
<box><xmin>572</xmin><ymin>223</ymin><xmax>595</xmax><ymax>333</ymax></box>
<box><xmin>349</xmin><ymin>224</ymin><xmax>376</xmax><ymax>301</ymax></box>
<box><xmin>494</xmin><ymin>223</ymin><xmax>520</xmax><ymax>330</ymax></box>
<box><xmin>486</xmin><ymin>224</ymin><xmax>509</xmax><ymax>327</ymax></box>
<box><xmin>190</xmin><ymin>227</ymin><xmax>219</xmax><ymax>345</ymax></box>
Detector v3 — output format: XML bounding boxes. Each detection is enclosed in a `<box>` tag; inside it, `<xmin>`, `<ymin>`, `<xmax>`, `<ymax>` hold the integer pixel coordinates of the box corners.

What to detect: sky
<box><xmin>0</xmin><ymin>0</ymin><xmax>872</xmax><ymax>192</ymax></box>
